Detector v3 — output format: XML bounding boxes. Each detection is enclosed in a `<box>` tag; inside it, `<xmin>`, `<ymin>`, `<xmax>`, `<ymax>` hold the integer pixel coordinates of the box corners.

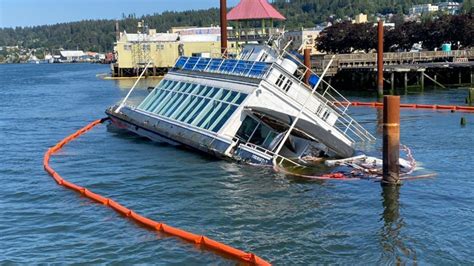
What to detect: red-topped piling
<box><xmin>377</xmin><ymin>20</ymin><xmax>384</xmax><ymax>97</ymax></box>
<box><xmin>304</xmin><ymin>48</ymin><xmax>311</xmax><ymax>84</ymax></box>
<box><xmin>382</xmin><ymin>96</ymin><xmax>401</xmax><ymax>185</ymax></box>
<box><xmin>220</xmin><ymin>0</ymin><xmax>228</xmax><ymax>57</ymax></box>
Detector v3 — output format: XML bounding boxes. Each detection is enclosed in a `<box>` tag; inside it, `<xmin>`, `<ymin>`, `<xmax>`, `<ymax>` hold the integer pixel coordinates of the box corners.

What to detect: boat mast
<box><xmin>115</xmin><ymin>61</ymin><xmax>152</xmax><ymax>113</ymax></box>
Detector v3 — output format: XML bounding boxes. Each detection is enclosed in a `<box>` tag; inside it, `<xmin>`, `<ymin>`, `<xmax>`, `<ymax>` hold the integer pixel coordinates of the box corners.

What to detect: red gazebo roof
<box><xmin>227</xmin><ymin>0</ymin><xmax>286</xmax><ymax>21</ymax></box>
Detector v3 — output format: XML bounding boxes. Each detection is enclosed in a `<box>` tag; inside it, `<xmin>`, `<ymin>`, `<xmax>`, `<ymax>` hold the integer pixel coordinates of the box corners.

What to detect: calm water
<box><xmin>1</xmin><ymin>64</ymin><xmax>473</xmax><ymax>264</ymax></box>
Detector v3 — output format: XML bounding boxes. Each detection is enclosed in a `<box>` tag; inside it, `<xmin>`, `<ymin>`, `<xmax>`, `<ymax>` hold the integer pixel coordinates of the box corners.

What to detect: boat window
<box><xmin>249</xmin><ymin>123</ymin><xmax>271</xmax><ymax>146</ymax></box>
<box><xmin>275</xmin><ymin>74</ymin><xmax>286</xmax><ymax>87</ymax></box>
<box><xmin>322</xmin><ymin>110</ymin><xmax>331</xmax><ymax>121</ymax></box>
<box><xmin>136</xmin><ymin>80</ymin><xmax>247</xmax><ymax>133</ymax></box>
<box><xmin>282</xmin><ymin>79</ymin><xmax>293</xmax><ymax>92</ymax></box>
<box><xmin>186</xmin><ymin>98</ymin><xmax>212</xmax><ymax>127</ymax></box>
<box><xmin>236</xmin><ymin>116</ymin><xmax>259</xmax><ymax>142</ymax></box>
<box><xmin>209</xmin><ymin>105</ymin><xmax>237</xmax><ymax>132</ymax></box>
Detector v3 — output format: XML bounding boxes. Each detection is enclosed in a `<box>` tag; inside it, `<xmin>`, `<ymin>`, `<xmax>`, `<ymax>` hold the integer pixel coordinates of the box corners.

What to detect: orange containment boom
<box><xmin>337</xmin><ymin>101</ymin><xmax>474</xmax><ymax>112</ymax></box>
<box><xmin>43</xmin><ymin>118</ymin><xmax>270</xmax><ymax>266</ymax></box>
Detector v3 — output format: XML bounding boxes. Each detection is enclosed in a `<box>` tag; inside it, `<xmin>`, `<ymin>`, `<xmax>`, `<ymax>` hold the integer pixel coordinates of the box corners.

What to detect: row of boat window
<box><xmin>138</xmin><ymin>79</ymin><xmax>247</xmax><ymax>133</ymax></box>
<box><xmin>174</xmin><ymin>57</ymin><xmax>271</xmax><ymax>79</ymax></box>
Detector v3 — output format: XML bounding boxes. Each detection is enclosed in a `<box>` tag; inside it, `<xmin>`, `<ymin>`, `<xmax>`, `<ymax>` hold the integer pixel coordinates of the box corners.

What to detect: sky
<box><xmin>0</xmin><ymin>0</ymin><xmax>241</xmax><ymax>28</ymax></box>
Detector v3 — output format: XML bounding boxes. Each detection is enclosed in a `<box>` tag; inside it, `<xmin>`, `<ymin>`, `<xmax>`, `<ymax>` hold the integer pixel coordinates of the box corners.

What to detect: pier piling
<box><xmin>220</xmin><ymin>0</ymin><xmax>228</xmax><ymax>57</ymax></box>
<box><xmin>377</xmin><ymin>20</ymin><xmax>384</xmax><ymax>97</ymax></box>
<box><xmin>468</xmin><ymin>88</ymin><xmax>474</xmax><ymax>105</ymax></box>
<box><xmin>383</xmin><ymin>96</ymin><xmax>401</xmax><ymax>186</ymax></box>
<box><xmin>304</xmin><ymin>48</ymin><xmax>311</xmax><ymax>84</ymax></box>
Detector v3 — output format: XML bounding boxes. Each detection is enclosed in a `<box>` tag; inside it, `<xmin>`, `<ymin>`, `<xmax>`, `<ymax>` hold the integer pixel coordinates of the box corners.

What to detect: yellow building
<box><xmin>112</xmin><ymin>26</ymin><xmax>236</xmax><ymax>77</ymax></box>
<box><xmin>353</xmin><ymin>13</ymin><xmax>368</xmax><ymax>24</ymax></box>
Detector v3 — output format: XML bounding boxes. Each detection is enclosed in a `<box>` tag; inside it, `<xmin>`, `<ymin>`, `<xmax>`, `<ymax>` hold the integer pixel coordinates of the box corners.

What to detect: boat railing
<box><xmin>172</xmin><ymin>56</ymin><xmax>272</xmax><ymax>80</ymax></box>
<box><xmin>238</xmin><ymin>141</ymin><xmax>300</xmax><ymax>166</ymax></box>
<box><xmin>266</xmin><ymin>50</ymin><xmax>375</xmax><ymax>143</ymax></box>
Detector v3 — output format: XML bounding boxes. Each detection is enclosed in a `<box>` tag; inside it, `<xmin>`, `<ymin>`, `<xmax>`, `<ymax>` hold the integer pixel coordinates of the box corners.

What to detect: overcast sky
<box><xmin>0</xmin><ymin>0</ymin><xmax>241</xmax><ymax>28</ymax></box>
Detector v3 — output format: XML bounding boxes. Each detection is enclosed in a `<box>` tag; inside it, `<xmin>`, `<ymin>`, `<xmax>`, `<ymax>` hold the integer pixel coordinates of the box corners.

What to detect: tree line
<box><xmin>317</xmin><ymin>13</ymin><xmax>473</xmax><ymax>53</ymax></box>
<box><xmin>0</xmin><ymin>0</ymin><xmax>471</xmax><ymax>52</ymax></box>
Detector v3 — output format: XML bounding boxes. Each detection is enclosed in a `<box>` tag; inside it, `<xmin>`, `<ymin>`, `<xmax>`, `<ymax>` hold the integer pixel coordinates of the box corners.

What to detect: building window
<box><xmin>282</xmin><ymin>79</ymin><xmax>293</xmax><ymax>92</ymax></box>
<box><xmin>124</xmin><ymin>44</ymin><xmax>132</xmax><ymax>51</ymax></box>
<box><xmin>143</xmin><ymin>44</ymin><xmax>150</xmax><ymax>51</ymax></box>
<box><xmin>275</xmin><ymin>74</ymin><xmax>286</xmax><ymax>87</ymax></box>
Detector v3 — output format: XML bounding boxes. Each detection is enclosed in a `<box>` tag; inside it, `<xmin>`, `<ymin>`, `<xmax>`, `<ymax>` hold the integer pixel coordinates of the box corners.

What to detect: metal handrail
<box><xmin>266</xmin><ymin>64</ymin><xmax>375</xmax><ymax>143</ymax></box>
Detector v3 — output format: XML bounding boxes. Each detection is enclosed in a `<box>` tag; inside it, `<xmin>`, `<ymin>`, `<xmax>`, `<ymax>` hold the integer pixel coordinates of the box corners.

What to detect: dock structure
<box><xmin>312</xmin><ymin>49</ymin><xmax>474</xmax><ymax>90</ymax></box>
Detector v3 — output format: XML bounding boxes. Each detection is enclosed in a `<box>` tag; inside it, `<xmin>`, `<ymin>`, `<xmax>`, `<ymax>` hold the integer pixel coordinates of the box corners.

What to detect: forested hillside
<box><xmin>0</xmin><ymin>0</ymin><xmax>470</xmax><ymax>52</ymax></box>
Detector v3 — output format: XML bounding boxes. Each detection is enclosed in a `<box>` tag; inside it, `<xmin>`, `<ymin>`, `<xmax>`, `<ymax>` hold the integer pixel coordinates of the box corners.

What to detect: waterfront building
<box><xmin>284</xmin><ymin>28</ymin><xmax>323</xmax><ymax>55</ymax></box>
<box><xmin>112</xmin><ymin>23</ymin><xmax>235</xmax><ymax>77</ymax></box>
<box><xmin>59</xmin><ymin>50</ymin><xmax>86</xmax><ymax>63</ymax></box>
<box><xmin>353</xmin><ymin>13</ymin><xmax>368</xmax><ymax>24</ymax></box>
<box><xmin>437</xmin><ymin>2</ymin><xmax>461</xmax><ymax>14</ymax></box>
<box><xmin>409</xmin><ymin>4</ymin><xmax>439</xmax><ymax>15</ymax></box>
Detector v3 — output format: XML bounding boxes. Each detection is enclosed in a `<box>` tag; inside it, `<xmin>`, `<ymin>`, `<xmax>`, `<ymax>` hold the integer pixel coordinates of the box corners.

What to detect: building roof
<box><xmin>60</xmin><ymin>50</ymin><xmax>85</xmax><ymax>57</ymax></box>
<box><xmin>227</xmin><ymin>0</ymin><xmax>286</xmax><ymax>21</ymax></box>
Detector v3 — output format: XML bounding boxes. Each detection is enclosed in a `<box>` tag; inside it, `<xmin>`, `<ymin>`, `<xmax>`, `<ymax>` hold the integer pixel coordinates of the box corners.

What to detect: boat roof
<box><xmin>227</xmin><ymin>0</ymin><xmax>286</xmax><ymax>21</ymax></box>
<box><xmin>245</xmin><ymin>106</ymin><xmax>354</xmax><ymax>158</ymax></box>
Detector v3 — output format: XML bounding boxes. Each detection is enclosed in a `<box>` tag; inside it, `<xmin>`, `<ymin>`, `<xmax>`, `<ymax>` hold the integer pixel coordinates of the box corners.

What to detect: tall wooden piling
<box><xmin>304</xmin><ymin>48</ymin><xmax>311</xmax><ymax>84</ymax></box>
<box><xmin>220</xmin><ymin>0</ymin><xmax>228</xmax><ymax>57</ymax></box>
<box><xmin>383</xmin><ymin>96</ymin><xmax>401</xmax><ymax>186</ymax></box>
<box><xmin>377</xmin><ymin>20</ymin><xmax>384</xmax><ymax>97</ymax></box>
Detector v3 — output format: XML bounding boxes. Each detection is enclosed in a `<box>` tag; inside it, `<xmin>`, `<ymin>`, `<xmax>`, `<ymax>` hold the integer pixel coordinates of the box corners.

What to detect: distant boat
<box><xmin>106</xmin><ymin>40</ymin><xmax>375</xmax><ymax>166</ymax></box>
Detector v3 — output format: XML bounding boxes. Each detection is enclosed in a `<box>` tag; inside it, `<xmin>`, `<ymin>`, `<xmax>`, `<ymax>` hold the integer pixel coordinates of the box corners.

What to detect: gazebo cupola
<box><xmin>227</xmin><ymin>0</ymin><xmax>286</xmax><ymax>42</ymax></box>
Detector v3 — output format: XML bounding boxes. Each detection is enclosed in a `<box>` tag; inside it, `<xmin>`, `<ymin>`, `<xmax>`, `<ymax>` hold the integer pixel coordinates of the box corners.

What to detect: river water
<box><xmin>1</xmin><ymin>64</ymin><xmax>473</xmax><ymax>264</ymax></box>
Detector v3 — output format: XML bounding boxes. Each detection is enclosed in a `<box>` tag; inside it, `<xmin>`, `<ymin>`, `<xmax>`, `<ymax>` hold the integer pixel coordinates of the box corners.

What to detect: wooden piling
<box><xmin>467</xmin><ymin>88</ymin><xmax>474</xmax><ymax>105</ymax></box>
<box><xmin>304</xmin><ymin>48</ymin><xmax>311</xmax><ymax>84</ymax></box>
<box><xmin>220</xmin><ymin>0</ymin><xmax>228</xmax><ymax>57</ymax></box>
<box><xmin>382</xmin><ymin>96</ymin><xmax>401</xmax><ymax>186</ymax></box>
<box><xmin>377</xmin><ymin>20</ymin><xmax>384</xmax><ymax>97</ymax></box>
<box><xmin>390</xmin><ymin>72</ymin><xmax>395</xmax><ymax>94</ymax></box>
<box><xmin>420</xmin><ymin>70</ymin><xmax>425</xmax><ymax>91</ymax></box>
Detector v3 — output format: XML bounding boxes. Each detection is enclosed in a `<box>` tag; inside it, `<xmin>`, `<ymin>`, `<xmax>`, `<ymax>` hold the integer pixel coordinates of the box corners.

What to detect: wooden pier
<box><xmin>312</xmin><ymin>49</ymin><xmax>474</xmax><ymax>90</ymax></box>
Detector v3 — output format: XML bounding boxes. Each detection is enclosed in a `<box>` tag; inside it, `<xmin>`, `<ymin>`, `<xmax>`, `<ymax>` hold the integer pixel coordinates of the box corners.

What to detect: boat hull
<box><xmin>106</xmin><ymin>107</ymin><xmax>273</xmax><ymax>165</ymax></box>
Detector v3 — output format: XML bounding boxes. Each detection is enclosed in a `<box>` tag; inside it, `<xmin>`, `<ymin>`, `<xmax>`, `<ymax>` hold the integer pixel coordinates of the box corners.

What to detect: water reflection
<box><xmin>113</xmin><ymin>77</ymin><xmax>162</xmax><ymax>90</ymax></box>
<box><xmin>379</xmin><ymin>185</ymin><xmax>416</xmax><ymax>263</ymax></box>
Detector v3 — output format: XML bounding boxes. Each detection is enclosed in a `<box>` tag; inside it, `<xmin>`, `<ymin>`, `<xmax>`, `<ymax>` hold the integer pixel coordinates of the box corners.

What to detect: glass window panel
<box><xmin>170</xmin><ymin>94</ymin><xmax>192</xmax><ymax>119</ymax></box>
<box><xmin>147</xmin><ymin>90</ymin><xmax>170</xmax><ymax>113</ymax></box>
<box><xmin>262</xmin><ymin>131</ymin><xmax>278</xmax><ymax>149</ymax></box>
<box><xmin>236</xmin><ymin>116</ymin><xmax>259</xmax><ymax>142</ymax></box>
<box><xmin>208</xmin><ymin>59</ymin><xmax>223</xmax><ymax>71</ymax></box>
<box><xmin>206</xmin><ymin>87</ymin><xmax>219</xmax><ymax>98</ymax></box>
<box><xmin>177</xmin><ymin>96</ymin><xmax>200</xmax><ymax>122</ymax></box>
<box><xmin>163</xmin><ymin>80</ymin><xmax>176</xmax><ymax>90</ymax></box>
<box><xmin>199</xmin><ymin>102</ymin><xmax>227</xmax><ymax>129</ymax></box>
<box><xmin>163</xmin><ymin>93</ymin><xmax>187</xmax><ymax>117</ymax></box>
<box><xmin>141</xmin><ymin>89</ymin><xmax>165</xmax><ymax>111</ymax></box>
<box><xmin>186</xmin><ymin>98</ymin><xmax>211</xmax><ymax>124</ymax></box>
<box><xmin>215</xmin><ymin>89</ymin><xmax>230</xmax><ymax>101</ymax></box>
<box><xmin>234</xmin><ymin>93</ymin><xmax>247</xmax><ymax>105</ymax></box>
<box><xmin>156</xmin><ymin>92</ymin><xmax>179</xmax><ymax>115</ymax></box>
<box><xmin>209</xmin><ymin>105</ymin><xmax>237</xmax><ymax>132</ymax></box>
<box><xmin>196</xmin><ymin>86</ymin><xmax>211</xmax><ymax>97</ymax></box>
<box><xmin>249</xmin><ymin>124</ymin><xmax>272</xmax><ymax>146</ymax></box>
<box><xmin>150</xmin><ymin>90</ymin><xmax>173</xmax><ymax>113</ymax></box>
<box><xmin>175</xmin><ymin>57</ymin><xmax>188</xmax><ymax>68</ymax></box>
<box><xmin>195</xmin><ymin>100</ymin><xmax>220</xmax><ymax>128</ymax></box>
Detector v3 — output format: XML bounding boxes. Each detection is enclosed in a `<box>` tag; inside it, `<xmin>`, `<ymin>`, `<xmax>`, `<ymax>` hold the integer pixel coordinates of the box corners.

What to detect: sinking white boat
<box><xmin>106</xmin><ymin>42</ymin><xmax>375</xmax><ymax>166</ymax></box>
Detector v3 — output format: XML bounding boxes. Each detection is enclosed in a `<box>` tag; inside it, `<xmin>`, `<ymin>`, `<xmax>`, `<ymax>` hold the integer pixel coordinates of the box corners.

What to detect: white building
<box><xmin>59</xmin><ymin>50</ymin><xmax>86</xmax><ymax>62</ymax></box>
<box><xmin>285</xmin><ymin>28</ymin><xmax>324</xmax><ymax>55</ymax></box>
<box><xmin>437</xmin><ymin>2</ymin><xmax>461</xmax><ymax>14</ymax></box>
<box><xmin>409</xmin><ymin>4</ymin><xmax>439</xmax><ymax>15</ymax></box>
